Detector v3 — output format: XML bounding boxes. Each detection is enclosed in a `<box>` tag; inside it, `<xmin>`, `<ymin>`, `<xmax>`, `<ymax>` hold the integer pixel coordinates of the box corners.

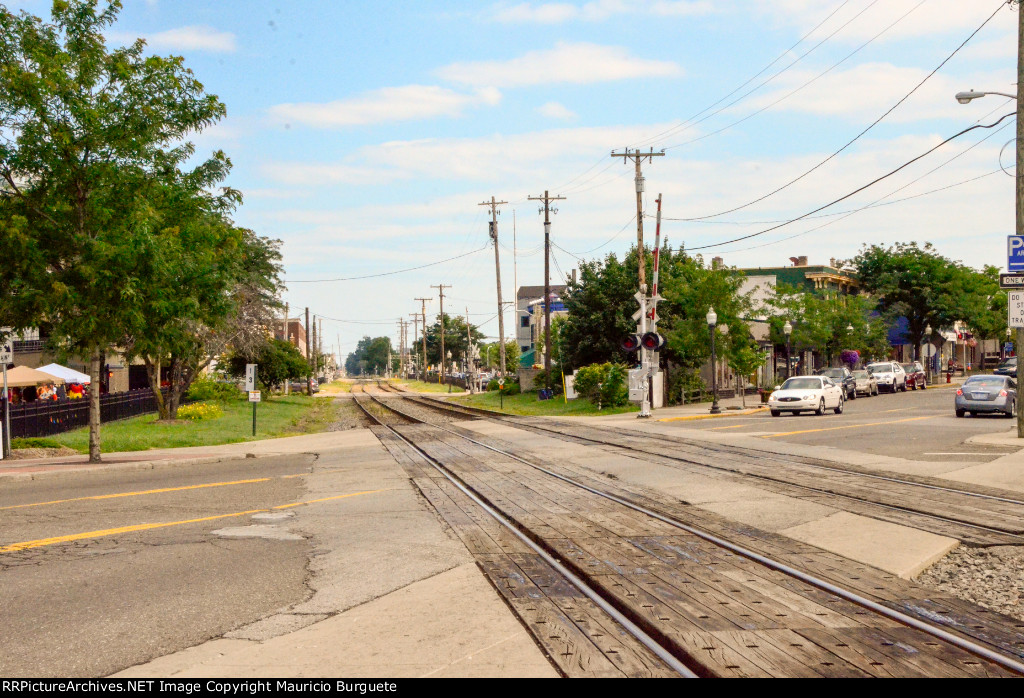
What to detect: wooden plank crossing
<box><xmin>370</xmin><ymin>415</ymin><xmax>1024</xmax><ymax>677</ymax></box>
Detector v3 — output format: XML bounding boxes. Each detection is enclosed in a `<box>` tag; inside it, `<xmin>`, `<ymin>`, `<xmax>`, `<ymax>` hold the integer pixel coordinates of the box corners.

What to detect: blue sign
<box><xmin>1009</xmin><ymin>236</ymin><xmax>1024</xmax><ymax>271</ymax></box>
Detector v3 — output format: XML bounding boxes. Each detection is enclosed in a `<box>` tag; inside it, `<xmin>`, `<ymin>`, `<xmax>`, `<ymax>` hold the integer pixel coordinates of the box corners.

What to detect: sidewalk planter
<box><xmin>759</xmin><ymin>389</ymin><xmax>771</xmax><ymax>404</ymax></box>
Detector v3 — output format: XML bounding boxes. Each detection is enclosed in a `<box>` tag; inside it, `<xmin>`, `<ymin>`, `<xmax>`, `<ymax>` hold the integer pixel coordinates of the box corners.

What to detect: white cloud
<box><xmin>489</xmin><ymin>1</ymin><xmax>713</xmax><ymax>23</ymax></box>
<box><xmin>537</xmin><ymin>102</ymin><xmax>577</xmax><ymax>120</ymax></box>
<box><xmin>110</xmin><ymin>25</ymin><xmax>237</xmax><ymax>53</ymax></box>
<box><xmin>436</xmin><ymin>42</ymin><xmax>682</xmax><ymax>88</ymax></box>
<box><xmin>267</xmin><ymin>85</ymin><xmax>502</xmax><ymax>128</ymax></box>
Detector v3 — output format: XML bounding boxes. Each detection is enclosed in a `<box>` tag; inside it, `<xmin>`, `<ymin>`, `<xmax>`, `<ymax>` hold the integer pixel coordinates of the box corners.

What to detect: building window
<box><xmin>521</xmin><ymin>316</ymin><xmax>530</xmax><ymax>328</ymax></box>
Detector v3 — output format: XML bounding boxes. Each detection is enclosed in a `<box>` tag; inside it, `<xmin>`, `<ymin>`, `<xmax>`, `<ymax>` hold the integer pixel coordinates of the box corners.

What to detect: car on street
<box><xmin>901</xmin><ymin>362</ymin><xmax>927</xmax><ymax>390</ymax></box>
<box><xmin>955</xmin><ymin>374</ymin><xmax>1016</xmax><ymax>418</ymax></box>
<box><xmin>994</xmin><ymin>357</ymin><xmax>1017</xmax><ymax>377</ymax></box>
<box><xmin>816</xmin><ymin>367</ymin><xmax>857</xmax><ymax>400</ymax></box>
<box><xmin>867</xmin><ymin>361</ymin><xmax>907</xmax><ymax>393</ymax></box>
<box><xmin>768</xmin><ymin>375</ymin><xmax>845</xmax><ymax>417</ymax></box>
<box><xmin>851</xmin><ymin>369</ymin><xmax>879</xmax><ymax>397</ymax></box>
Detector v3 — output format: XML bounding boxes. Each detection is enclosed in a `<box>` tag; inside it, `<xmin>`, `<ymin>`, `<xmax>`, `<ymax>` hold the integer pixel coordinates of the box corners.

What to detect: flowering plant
<box><xmin>840</xmin><ymin>349</ymin><xmax>860</xmax><ymax>368</ymax></box>
<box><xmin>177</xmin><ymin>402</ymin><xmax>224</xmax><ymax>421</ymax></box>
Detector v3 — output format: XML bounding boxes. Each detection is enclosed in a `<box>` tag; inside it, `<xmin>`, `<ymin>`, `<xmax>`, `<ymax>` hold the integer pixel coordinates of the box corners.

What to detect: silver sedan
<box><xmin>955</xmin><ymin>375</ymin><xmax>1016</xmax><ymax>418</ymax></box>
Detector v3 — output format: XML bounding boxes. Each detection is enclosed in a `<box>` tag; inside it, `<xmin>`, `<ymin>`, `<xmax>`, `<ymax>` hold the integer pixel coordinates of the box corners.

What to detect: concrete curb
<box><xmin>658</xmin><ymin>406</ymin><xmax>769</xmax><ymax>422</ymax></box>
<box><xmin>0</xmin><ymin>451</ymin><xmax>300</xmax><ymax>482</ymax></box>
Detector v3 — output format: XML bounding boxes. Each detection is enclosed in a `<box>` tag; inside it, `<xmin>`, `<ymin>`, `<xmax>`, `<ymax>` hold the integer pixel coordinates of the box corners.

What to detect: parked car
<box><xmin>851</xmin><ymin>369</ymin><xmax>879</xmax><ymax>397</ymax></box>
<box><xmin>816</xmin><ymin>367</ymin><xmax>857</xmax><ymax>400</ymax></box>
<box><xmin>867</xmin><ymin>361</ymin><xmax>907</xmax><ymax>393</ymax></box>
<box><xmin>768</xmin><ymin>375</ymin><xmax>845</xmax><ymax>416</ymax></box>
<box><xmin>901</xmin><ymin>362</ymin><xmax>927</xmax><ymax>390</ymax></box>
<box><xmin>994</xmin><ymin>357</ymin><xmax>1018</xmax><ymax>377</ymax></box>
<box><xmin>955</xmin><ymin>375</ymin><xmax>1016</xmax><ymax>418</ymax></box>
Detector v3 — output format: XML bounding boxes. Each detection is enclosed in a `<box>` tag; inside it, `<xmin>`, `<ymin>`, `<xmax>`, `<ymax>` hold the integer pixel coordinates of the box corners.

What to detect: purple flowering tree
<box><xmin>840</xmin><ymin>349</ymin><xmax>860</xmax><ymax>369</ymax></box>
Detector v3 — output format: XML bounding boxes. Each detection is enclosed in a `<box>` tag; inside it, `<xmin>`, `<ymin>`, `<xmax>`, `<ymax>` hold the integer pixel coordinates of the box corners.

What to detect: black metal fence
<box><xmin>5</xmin><ymin>388</ymin><xmax>183</xmax><ymax>439</ymax></box>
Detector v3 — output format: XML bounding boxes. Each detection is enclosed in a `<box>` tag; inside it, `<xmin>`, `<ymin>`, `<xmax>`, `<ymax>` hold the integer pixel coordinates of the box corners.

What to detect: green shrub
<box><xmin>573</xmin><ymin>362</ymin><xmax>629</xmax><ymax>408</ymax></box>
<box><xmin>529</xmin><ymin>368</ymin><xmax>563</xmax><ymax>395</ymax></box>
<box><xmin>187</xmin><ymin>376</ymin><xmax>241</xmax><ymax>403</ymax></box>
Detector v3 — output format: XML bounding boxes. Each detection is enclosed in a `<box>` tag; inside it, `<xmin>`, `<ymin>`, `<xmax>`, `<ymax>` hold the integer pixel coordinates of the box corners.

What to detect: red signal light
<box><xmin>621</xmin><ymin>334</ymin><xmax>641</xmax><ymax>352</ymax></box>
<box><xmin>640</xmin><ymin>332</ymin><xmax>665</xmax><ymax>350</ymax></box>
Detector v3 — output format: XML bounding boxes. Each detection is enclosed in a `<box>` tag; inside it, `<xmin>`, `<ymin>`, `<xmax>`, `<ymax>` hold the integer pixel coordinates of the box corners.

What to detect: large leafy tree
<box><xmin>0</xmin><ymin>1</ymin><xmax>226</xmax><ymax>461</ymax></box>
<box><xmin>423</xmin><ymin>314</ymin><xmax>485</xmax><ymax>368</ymax></box>
<box><xmin>845</xmin><ymin>243</ymin><xmax>977</xmax><ymax>351</ymax></box>
<box><xmin>226</xmin><ymin>338</ymin><xmax>307</xmax><ymax>393</ymax></box>
<box><xmin>345</xmin><ymin>336</ymin><xmax>395</xmax><ymax>376</ymax></box>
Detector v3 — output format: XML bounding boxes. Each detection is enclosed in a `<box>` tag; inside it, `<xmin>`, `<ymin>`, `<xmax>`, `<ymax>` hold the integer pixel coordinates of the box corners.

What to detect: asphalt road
<box><xmin>670</xmin><ymin>383</ymin><xmax>1020</xmax><ymax>463</ymax></box>
<box><xmin>0</xmin><ymin>455</ymin><xmax>316</xmax><ymax>677</ymax></box>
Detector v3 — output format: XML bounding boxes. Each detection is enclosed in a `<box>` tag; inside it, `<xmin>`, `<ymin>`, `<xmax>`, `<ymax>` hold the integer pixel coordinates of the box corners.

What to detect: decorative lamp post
<box><xmin>783</xmin><ymin>320</ymin><xmax>793</xmax><ymax>380</ymax></box>
<box><xmin>925</xmin><ymin>324</ymin><xmax>933</xmax><ymax>381</ymax></box>
<box><xmin>707</xmin><ymin>307</ymin><xmax>721</xmax><ymax>415</ymax></box>
<box><xmin>446</xmin><ymin>350</ymin><xmax>452</xmax><ymax>393</ymax></box>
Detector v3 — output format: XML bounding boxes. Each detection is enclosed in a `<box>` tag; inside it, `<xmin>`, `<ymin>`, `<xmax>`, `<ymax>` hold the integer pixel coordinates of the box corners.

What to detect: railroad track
<box><xmin>353</xmin><ymin>390</ymin><xmax>1024</xmax><ymax>678</ymax></box>
<box><xmin>382</xmin><ymin>390</ymin><xmax>1024</xmax><ymax>546</ymax></box>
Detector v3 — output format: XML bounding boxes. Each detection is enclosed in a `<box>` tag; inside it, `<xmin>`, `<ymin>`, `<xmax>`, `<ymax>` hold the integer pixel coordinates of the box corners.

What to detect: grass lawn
<box><xmin>450</xmin><ymin>390</ymin><xmax>637</xmax><ymax>417</ymax></box>
<box><xmin>318</xmin><ymin>380</ymin><xmax>354</xmax><ymax>395</ymax></box>
<box><xmin>47</xmin><ymin>394</ymin><xmax>340</xmax><ymax>454</ymax></box>
<box><xmin>398</xmin><ymin>379</ymin><xmax>464</xmax><ymax>394</ymax></box>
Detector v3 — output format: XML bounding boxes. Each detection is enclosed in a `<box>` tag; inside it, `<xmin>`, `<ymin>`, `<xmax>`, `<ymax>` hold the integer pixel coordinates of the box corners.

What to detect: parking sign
<box><xmin>1009</xmin><ymin>236</ymin><xmax>1024</xmax><ymax>271</ymax></box>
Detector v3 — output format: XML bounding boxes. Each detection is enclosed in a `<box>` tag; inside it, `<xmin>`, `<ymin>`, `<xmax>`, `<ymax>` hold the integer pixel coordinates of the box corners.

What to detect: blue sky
<box><xmin>10</xmin><ymin>0</ymin><xmax>1022</xmax><ymax>358</ymax></box>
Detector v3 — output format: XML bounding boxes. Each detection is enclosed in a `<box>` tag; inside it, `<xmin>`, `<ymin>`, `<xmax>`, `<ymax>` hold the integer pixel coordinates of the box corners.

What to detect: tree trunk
<box><xmin>88</xmin><ymin>346</ymin><xmax>102</xmax><ymax>463</ymax></box>
<box><xmin>144</xmin><ymin>356</ymin><xmax>168</xmax><ymax>420</ymax></box>
<box><xmin>167</xmin><ymin>357</ymin><xmax>183</xmax><ymax>419</ymax></box>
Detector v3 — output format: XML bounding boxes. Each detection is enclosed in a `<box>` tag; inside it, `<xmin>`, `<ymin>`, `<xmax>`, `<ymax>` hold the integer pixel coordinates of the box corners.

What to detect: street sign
<box><xmin>1010</xmin><ymin>236</ymin><xmax>1024</xmax><ymax>272</ymax></box>
<box><xmin>248</xmin><ymin>391</ymin><xmax>261</xmax><ymax>403</ymax></box>
<box><xmin>1010</xmin><ymin>291</ymin><xmax>1024</xmax><ymax>328</ymax></box>
<box><xmin>1001</xmin><ymin>273</ymin><xmax>1024</xmax><ymax>289</ymax></box>
<box><xmin>245</xmin><ymin>363</ymin><xmax>257</xmax><ymax>391</ymax></box>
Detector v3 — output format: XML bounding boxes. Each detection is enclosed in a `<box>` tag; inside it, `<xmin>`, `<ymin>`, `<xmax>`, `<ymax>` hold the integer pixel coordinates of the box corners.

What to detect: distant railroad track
<box><xmin>353</xmin><ymin>387</ymin><xmax>1024</xmax><ymax>678</ymax></box>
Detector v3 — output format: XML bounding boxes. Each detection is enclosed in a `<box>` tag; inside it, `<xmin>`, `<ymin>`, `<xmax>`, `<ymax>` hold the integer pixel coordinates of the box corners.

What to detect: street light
<box><xmin>446</xmin><ymin>350</ymin><xmax>452</xmax><ymax>393</ymax></box>
<box><xmin>925</xmin><ymin>324</ymin><xmax>933</xmax><ymax>382</ymax></box>
<box><xmin>957</xmin><ymin>81</ymin><xmax>1022</xmax><ymax>436</ymax></box>
<box><xmin>707</xmin><ymin>307</ymin><xmax>721</xmax><ymax>415</ymax></box>
<box><xmin>783</xmin><ymin>320</ymin><xmax>793</xmax><ymax>380</ymax></box>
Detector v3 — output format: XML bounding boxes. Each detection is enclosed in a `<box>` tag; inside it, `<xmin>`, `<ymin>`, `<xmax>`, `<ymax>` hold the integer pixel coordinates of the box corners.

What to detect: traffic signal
<box><xmin>641</xmin><ymin>332</ymin><xmax>665</xmax><ymax>350</ymax></box>
<box><xmin>621</xmin><ymin>334</ymin><xmax>642</xmax><ymax>352</ymax></box>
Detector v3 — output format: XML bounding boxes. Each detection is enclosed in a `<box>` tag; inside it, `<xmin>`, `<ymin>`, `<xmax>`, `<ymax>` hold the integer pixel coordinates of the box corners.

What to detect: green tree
<box><xmin>0</xmin><ymin>1</ymin><xmax>226</xmax><ymax>461</ymax></box>
<box><xmin>481</xmin><ymin>339</ymin><xmax>520</xmax><ymax>374</ymax></box>
<box><xmin>845</xmin><ymin>242</ymin><xmax>978</xmax><ymax>353</ymax></box>
<box><xmin>345</xmin><ymin>336</ymin><xmax>395</xmax><ymax>376</ymax></box>
<box><xmin>424</xmin><ymin>314</ymin><xmax>485</xmax><ymax>369</ymax></box>
<box><xmin>226</xmin><ymin>339</ymin><xmax>308</xmax><ymax>393</ymax></box>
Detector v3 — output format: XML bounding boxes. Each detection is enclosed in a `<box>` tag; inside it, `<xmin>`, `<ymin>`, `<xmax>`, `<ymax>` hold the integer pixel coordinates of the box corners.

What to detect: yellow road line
<box><xmin>761</xmin><ymin>414</ymin><xmax>937</xmax><ymax>438</ymax></box>
<box><xmin>708</xmin><ymin>423</ymin><xmax>754</xmax><ymax>430</ymax></box>
<box><xmin>0</xmin><ymin>478</ymin><xmax>273</xmax><ymax>511</ymax></box>
<box><xmin>0</xmin><ymin>488</ymin><xmax>388</xmax><ymax>554</ymax></box>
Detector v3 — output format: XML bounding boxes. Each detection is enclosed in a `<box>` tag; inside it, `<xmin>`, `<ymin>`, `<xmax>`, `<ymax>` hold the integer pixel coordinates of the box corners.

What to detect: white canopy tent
<box><xmin>37</xmin><ymin>363</ymin><xmax>91</xmax><ymax>384</ymax></box>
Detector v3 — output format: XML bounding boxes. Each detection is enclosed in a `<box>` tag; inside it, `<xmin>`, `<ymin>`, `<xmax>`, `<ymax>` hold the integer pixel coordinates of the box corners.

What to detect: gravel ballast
<box><xmin>916</xmin><ymin>545</ymin><xmax>1024</xmax><ymax>622</ymax></box>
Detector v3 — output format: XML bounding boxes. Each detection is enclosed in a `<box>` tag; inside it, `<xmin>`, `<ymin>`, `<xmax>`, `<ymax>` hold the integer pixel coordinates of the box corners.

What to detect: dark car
<box><xmin>816</xmin><ymin>367</ymin><xmax>856</xmax><ymax>400</ymax></box>
<box><xmin>994</xmin><ymin>357</ymin><xmax>1017</xmax><ymax>377</ymax></box>
<box><xmin>900</xmin><ymin>362</ymin><xmax>927</xmax><ymax>390</ymax></box>
<box><xmin>955</xmin><ymin>375</ymin><xmax>1016</xmax><ymax>418</ymax></box>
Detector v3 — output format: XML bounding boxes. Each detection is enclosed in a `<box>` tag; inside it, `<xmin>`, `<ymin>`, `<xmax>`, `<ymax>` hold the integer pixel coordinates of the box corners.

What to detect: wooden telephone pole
<box><xmin>611</xmin><ymin>148</ymin><xmax>664</xmax><ymax>289</ymax></box>
<box><xmin>480</xmin><ymin>196</ymin><xmax>508</xmax><ymax>376</ymax></box>
<box><xmin>527</xmin><ymin>191</ymin><xmax>566</xmax><ymax>393</ymax></box>
<box><xmin>431</xmin><ymin>285</ymin><xmax>450</xmax><ymax>386</ymax></box>
<box><xmin>415</xmin><ymin>297</ymin><xmax>431</xmax><ymax>381</ymax></box>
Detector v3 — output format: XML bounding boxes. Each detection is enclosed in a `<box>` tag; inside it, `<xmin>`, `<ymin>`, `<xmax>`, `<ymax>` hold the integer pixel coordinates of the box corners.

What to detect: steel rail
<box><xmin>375</xmin><ymin>394</ymin><xmax>1024</xmax><ymax>675</ymax></box>
<box><xmin>411</xmin><ymin>394</ymin><xmax>1024</xmax><ymax>517</ymax></box>
<box><xmin>350</xmin><ymin>394</ymin><xmax>699</xmax><ymax>678</ymax></box>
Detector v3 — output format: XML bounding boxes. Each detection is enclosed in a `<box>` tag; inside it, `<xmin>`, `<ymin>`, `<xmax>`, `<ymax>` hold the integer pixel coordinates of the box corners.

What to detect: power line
<box><xmin>285</xmin><ymin>246</ymin><xmax>488</xmax><ymax>283</ymax></box>
<box><xmin>685</xmin><ymin>111</ymin><xmax>1016</xmax><ymax>252</ymax></box>
<box><xmin>667</xmin><ymin>0</ymin><xmax>1006</xmax><ymax>222</ymax></box>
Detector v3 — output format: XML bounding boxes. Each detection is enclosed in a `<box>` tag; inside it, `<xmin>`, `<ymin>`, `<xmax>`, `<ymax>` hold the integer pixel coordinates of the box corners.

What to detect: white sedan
<box><xmin>768</xmin><ymin>376</ymin><xmax>845</xmax><ymax>416</ymax></box>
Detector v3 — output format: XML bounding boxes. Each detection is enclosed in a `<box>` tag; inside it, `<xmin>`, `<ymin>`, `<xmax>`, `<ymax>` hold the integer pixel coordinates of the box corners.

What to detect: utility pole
<box><xmin>416</xmin><ymin>297</ymin><xmax>431</xmax><ymax>381</ymax></box>
<box><xmin>1016</xmin><ymin>0</ymin><xmax>1024</xmax><ymax>438</ymax></box>
<box><xmin>409</xmin><ymin>314</ymin><xmax>420</xmax><ymax>379</ymax></box>
<box><xmin>305</xmin><ymin>307</ymin><xmax>312</xmax><ymax>396</ymax></box>
<box><xmin>283</xmin><ymin>302</ymin><xmax>290</xmax><ymax>395</ymax></box>
<box><xmin>319</xmin><ymin>318</ymin><xmax>323</xmax><ymax>375</ymax></box>
<box><xmin>611</xmin><ymin>148</ymin><xmax>665</xmax><ymax>289</ymax></box>
<box><xmin>431</xmin><ymin>285</ymin><xmax>450</xmax><ymax>387</ymax></box>
<box><xmin>480</xmin><ymin>196</ymin><xmax>508</xmax><ymax>376</ymax></box>
<box><xmin>527</xmin><ymin>191</ymin><xmax>566</xmax><ymax>393</ymax></box>
<box><xmin>466</xmin><ymin>307</ymin><xmax>474</xmax><ymax>393</ymax></box>
<box><xmin>312</xmin><ymin>315</ymin><xmax>318</xmax><ymax>381</ymax></box>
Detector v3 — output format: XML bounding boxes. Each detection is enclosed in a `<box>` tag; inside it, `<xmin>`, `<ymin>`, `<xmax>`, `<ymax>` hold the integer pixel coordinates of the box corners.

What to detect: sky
<box><xmin>9</xmin><ymin>0</ymin><xmax>1023</xmax><ymax>358</ymax></box>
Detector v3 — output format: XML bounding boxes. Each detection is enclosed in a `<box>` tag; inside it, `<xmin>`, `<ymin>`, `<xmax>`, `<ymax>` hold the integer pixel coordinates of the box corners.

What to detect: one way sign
<box><xmin>1009</xmin><ymin>236</ymin><xmax>1024</xmax><ymax>272</ymax></box>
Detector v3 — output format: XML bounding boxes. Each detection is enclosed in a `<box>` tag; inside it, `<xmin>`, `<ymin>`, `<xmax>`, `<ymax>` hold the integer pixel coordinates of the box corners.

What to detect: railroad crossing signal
<box><xmin>621</xmin><ymin>334</ymin><xmax>642</xmax><ymax>352</ymax></box>
<box><xmin>640</xmin><ymin>332</ymin><xmax>665</xmax><ymax>351</ymax></box>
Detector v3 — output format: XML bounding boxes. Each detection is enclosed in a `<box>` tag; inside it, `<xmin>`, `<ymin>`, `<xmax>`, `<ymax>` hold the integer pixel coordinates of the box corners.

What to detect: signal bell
<box><xmin>621</xmin><ymin>334</ymin><xmax>642</xmax><ymax>352</ymax></box>
<box><xmin>641</xmin><ymin>332</ymin><xmax>665</xmax><ymax>350</ymax></box>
